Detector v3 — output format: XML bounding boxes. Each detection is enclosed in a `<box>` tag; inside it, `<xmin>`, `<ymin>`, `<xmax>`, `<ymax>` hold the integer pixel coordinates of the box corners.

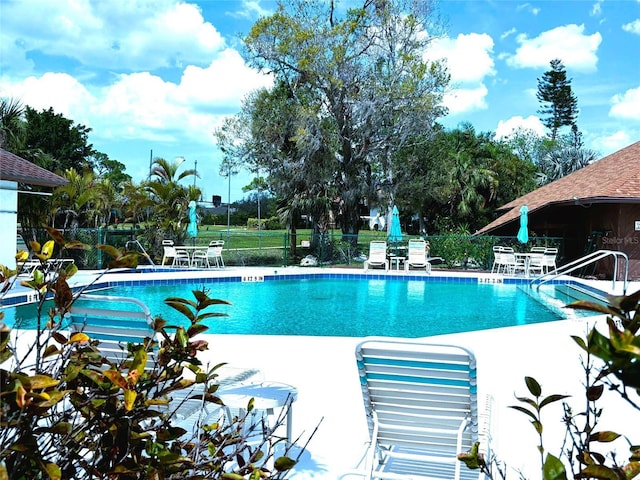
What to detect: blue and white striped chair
<box><xmin>351</xmin><ymin>338</ymin><xmax>491</xmax><ymax>480</ymax></box>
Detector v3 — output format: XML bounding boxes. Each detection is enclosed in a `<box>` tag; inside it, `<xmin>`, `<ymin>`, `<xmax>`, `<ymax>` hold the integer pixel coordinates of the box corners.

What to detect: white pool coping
<box><xmin>3</xmin><ymin>267</ymin><xmax>639</xmax><ymax>478</ymax></box>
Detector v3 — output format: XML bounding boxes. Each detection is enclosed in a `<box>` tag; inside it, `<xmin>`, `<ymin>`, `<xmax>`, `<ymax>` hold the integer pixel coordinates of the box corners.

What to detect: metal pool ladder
<box><xmin>531</xmin><ymin>249</ymin><xmax>629</xmax><ymax>295</ymax></box>
<box><xmin>125</xmin><ymin>239</ymin><xmax>156</xmax><ymax>267</ymax></box>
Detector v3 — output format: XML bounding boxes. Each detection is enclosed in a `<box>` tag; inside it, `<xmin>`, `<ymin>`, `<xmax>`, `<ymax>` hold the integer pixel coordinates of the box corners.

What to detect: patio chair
<box><xmin>351</xmin><ymin>338</ymin><xmax>491</xmax><ymax>480</ymax></box>
<box><xmin>405</xmin><ymin>239</ymin><xmax>431</xmax><ymax>273</ymax></box>
<box><xmin>161</xmin><ymin>240</ymin><xmax>176</xmax><ymax>266</ymax></box>
<box><xmin>69</xmin><ymin>294</ymin><xmax>156</xmax><ymax>366</ymax></box>
<box><xmin>172</xmin><ymin>246</ymin><xmax>191</xmax><ymax>267</ymax></box>
<box><xmin>501</xmin><ymin>247</ymin><xmax>526</xmax><ymax>276</ymax></box>
<box><xmin>527</xmin><ymin>249</ymin><xmax>545</xmax><ymax>276</ymax></box>
<box><xmin>542</xmin><ymin>248</ymin><xmax>558</xmax><ymax>273</ymax></box>
<box><xmin>364</xmin><ymin>241</ymin><xmax>389</xmax><ymax>271</ymax></box>
<box><xmin>206</xmin><ymin>240</ymin><xmax>225</xmax><ymax>268</ymax></box>
<box><xmin>490</xmin><ymin>246</ymin><xmax>504</xmax><ymax>274</ymax></box>
<box><xmin>69</xmin><ymin>294</ymin><xmax>261</xmax><ymax>424</ymax></box>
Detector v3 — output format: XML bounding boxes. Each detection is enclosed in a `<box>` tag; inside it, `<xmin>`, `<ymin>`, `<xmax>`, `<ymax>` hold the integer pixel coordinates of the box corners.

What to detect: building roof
<box><xmin>476</xmin><ymin>140</ymin><xmax>640</xmax><ymax>235</ymax></box>
<box><xmin>0</xmin><ymin>147</ymin><xmax>68</xmax><ymax>187</ymax></box>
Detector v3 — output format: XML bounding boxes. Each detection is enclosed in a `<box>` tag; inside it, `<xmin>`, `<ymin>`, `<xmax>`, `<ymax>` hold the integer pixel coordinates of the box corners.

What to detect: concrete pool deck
<box><xmin>3</xmin><ymin>267</ymin><xmax>640</xmax><ymax>478</ymax></box>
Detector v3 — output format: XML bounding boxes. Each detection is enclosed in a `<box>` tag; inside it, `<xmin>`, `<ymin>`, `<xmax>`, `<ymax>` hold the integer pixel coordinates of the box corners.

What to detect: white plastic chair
<box><xmin>161</xmin><ymin>240</ymin><xmax>176</xmax><ymax>266</ymax></box>
<box><xmin>542</xmin><ymin>248</ymin><xmax>558</xmax><ymax>273</ymax></box>
<box><xmin>206</xmin><ymin>240</ymin><xmax>225</xmax><ymax>268</ymax></box>
<box><xmin>172</xmin><ymin>247</ymin><xmax>191</xmax><ymax>267</ymax></box>
<box><xmin>190</xmin><ymin>247</ymin><xmax>209</xmax><ymax>268</ymax></box>
<box><xmin>364</xmin><ymin>241</ymin><xmax>389</xmax><ymax>271</ymax></box>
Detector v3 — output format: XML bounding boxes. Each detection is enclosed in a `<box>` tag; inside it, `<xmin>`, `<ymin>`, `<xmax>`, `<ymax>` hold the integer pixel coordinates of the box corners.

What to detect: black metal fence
<box><xmin>19</xmin><ymin>227</ymin><xmax>565</xmax><ymax>271</ymax></box>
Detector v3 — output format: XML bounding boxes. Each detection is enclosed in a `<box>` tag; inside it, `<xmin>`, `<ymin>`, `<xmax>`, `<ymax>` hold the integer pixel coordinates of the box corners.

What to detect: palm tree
<box><xmin>144</xmin><ymin>157</ymin><xmax>200</xmax><ymax>247</ymax></box>
<box><xmin>51</xmin><ymin>169</ymin><xmax>97</xmax><ymax>232</ymax></box>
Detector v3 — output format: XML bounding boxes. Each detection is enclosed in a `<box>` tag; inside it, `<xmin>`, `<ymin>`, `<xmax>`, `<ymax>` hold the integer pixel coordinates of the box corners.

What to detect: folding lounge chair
<box><xmin>364</xmin><ymin>241</ymin><xmax>389</xmax><ymax>271</ymax></box>
<box><xmin>353</xmin><ymin>338</ymin><xmax>490</xmax><ymax>480</ymax></box>
<box><xmin>69</xmin><ymin>294</ymin><xmax>156</xmax><ymax>365</ymax></box>
<box><xmin>69</xmin><ymin>295</ymin><xmax>263</xmax><ymax>425</ymax></box>
<box><xmin>405</xmin><ymin>239</ymin><xmax>431</xmax><ymax>273</ymax></box>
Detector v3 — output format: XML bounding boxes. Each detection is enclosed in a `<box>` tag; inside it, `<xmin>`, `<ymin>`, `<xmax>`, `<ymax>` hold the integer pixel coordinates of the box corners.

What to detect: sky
<box><xmin>1</xmin><ymin>0</ymin><xmax>639</xmax><ymax>204</ymax></box>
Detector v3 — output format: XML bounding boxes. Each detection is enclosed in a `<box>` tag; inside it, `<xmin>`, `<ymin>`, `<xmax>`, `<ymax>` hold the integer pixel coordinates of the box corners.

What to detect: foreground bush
<box><xmin>0</xmin><ymin>228</ymin><xmax>301</xmax><ymax>479</ymax></box>
<box><xmin>460</xmin><ymin>290</ymin><xmax>640</xmax><ymax>479</ymax></box>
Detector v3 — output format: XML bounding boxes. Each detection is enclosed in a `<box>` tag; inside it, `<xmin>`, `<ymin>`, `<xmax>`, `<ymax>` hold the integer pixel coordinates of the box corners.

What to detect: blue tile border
<box><xmin>1</xmin><ymin>271</ymin><xmax>606</xmax><ymax>308</ymax></box>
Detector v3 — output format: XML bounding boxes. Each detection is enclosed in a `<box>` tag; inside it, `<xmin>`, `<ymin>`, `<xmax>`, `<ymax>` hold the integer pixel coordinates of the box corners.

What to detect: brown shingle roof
<box><xmin>476</xmin><ymin>140</ymin><xmax>640</xmax><ymax>235</ymax></box>
<box><xmin>0</xmin><ymin>148</ymin><xmax>68</xmax><ymax>187</ymax></box>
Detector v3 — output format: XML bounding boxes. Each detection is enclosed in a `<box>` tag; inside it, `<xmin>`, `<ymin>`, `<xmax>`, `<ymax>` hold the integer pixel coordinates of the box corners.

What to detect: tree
<box><xmin>536</xmin><ymin>59</ymin><xmax>579</xmax><ymax>141</ymax></box>
<box><xmin>92</xmin><ymin>152</ymin><xmax>132</xmax><ymax>190</ymax></box>
<box><xmin>143</xmin><ymin>157</ymin><xmax>199</xmax><ymax>248</ymax></box>
<box><xmin>240</xmin><ymin>0</ymin><xmax>449</xmax><ymax>241</ymax></box>
<box><xmin>394</xmin><ymin>125</ymin><xmax>536</xmax><ymax>234</ymax></box>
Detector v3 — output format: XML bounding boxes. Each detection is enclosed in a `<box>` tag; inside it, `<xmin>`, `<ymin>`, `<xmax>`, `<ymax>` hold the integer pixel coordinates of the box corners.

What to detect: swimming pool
<box><xmin>3</xmin><ymin>274</ymin><xmax>598</xmax><ymax>336</ymax></box>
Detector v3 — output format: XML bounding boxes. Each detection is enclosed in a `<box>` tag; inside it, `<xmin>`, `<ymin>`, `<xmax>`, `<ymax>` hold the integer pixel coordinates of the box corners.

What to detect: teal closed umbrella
<box><xmin>388</xmin><ymin>206</ymin><xmax>403</xmax><ymax>243</ymax></box>
<box><xmin>187</xmin><ymin>200</ymin><xmax>198</xmax><ymax>242</ymax></box>
<box><xmin>517</xmin><ymin>204</ymin><xmax>528</xmax><ymax>244</ymax></box>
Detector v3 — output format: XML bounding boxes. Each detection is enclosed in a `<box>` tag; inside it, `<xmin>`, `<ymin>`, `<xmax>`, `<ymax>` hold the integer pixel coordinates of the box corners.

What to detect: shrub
<box><xmin>0</xmin><ymin>228</ymin><xmax>302</xmax><ymax>479</ymax></box>
<box><xmin>459</xmin><ymin>290</ymin><xmax>640</xmax><ymax>479</ymax></box>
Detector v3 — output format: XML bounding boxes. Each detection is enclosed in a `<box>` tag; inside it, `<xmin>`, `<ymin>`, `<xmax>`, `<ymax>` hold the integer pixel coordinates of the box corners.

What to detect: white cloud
<box><xmin>516</xmin><ymin>3</ymin><xmax>540</xmax><ymax>15</ymax></box>
<box><xmin>430</xmin><ymin>33</ymin><xmax>496</xmax><ymax>84</ymax></box>
<box><xmin>0</xmin><ymin>0</ymin><xmax>225</xmax><ymax>74</ymax></box>
<box><xmin>590</xmin><ymin>1</ymin><xmax>603</xmax><ymax>16</ymax></box>
<box><xmin>610</xmin><ymin>86</ymin><xmax>640</xmax><ymax>120</ymax></box>
<box><xmin>0</xmin><ymin>72</ymin><xmax>95</xmax><ymax>125</ymax></box>
<box><xmin>443</xmin><ymin>85</ymin><xmax>489</xmax><ymax>113</ymax></box>
<box><xmin>592</xmin><ymin>131</ymin><xmax>633</xmax><ymax>155</ymax></box>
<box><xmin>177</xmin><ymin>49</ymin><xmax>273</xmax><ymax>105</ymax></box>
<box><xmin>494</xmin><ymin>115</ymin><xmax>546</xmax><ymax>140</ymax></box>
<box><xmin>427</xmin><ymin>33</ymin><xmax>495</xmax><ymax>114</ymax></box>
<box><xmin>622</xmin><ymin>19</ymin><xmax>640</xmax><ymax>35</ymax></box>
<box><xmin>501</xmin><ymin>28</ymin><xmax>517</xmax><ymax>41</ymax></box>
<box><xmin>505</xmin><ymin>24</ymin><xmax>602</xmax><ymax>72</ymax></box>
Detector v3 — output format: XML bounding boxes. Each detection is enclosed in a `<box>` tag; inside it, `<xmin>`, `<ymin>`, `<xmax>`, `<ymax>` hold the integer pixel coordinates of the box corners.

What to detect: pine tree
<box><xmin>536</xmin><ymin>59</ymin><xmax>579</xmax><ymax>140</ymax></box>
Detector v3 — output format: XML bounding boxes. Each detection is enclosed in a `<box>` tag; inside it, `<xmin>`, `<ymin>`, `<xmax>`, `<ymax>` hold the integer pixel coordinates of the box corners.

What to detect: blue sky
<box><xmin>1</xmin><ymin>0</ymin><xmax>639</xmax><ymax>203</ymax></box>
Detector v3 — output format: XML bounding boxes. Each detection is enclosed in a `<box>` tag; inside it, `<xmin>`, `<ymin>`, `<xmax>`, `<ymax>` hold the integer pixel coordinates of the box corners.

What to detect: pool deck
<box><xmin>3</xmin><ymin>266</ymin><xmax>640</xmax><ymax>478</ymax></box>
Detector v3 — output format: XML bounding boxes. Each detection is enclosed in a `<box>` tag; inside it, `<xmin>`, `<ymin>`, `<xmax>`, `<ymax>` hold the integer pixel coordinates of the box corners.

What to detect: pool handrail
<box><xmin>531</xmin><ymin>249</ymin><xmax>628</xmax><ymax>295</ymax></box>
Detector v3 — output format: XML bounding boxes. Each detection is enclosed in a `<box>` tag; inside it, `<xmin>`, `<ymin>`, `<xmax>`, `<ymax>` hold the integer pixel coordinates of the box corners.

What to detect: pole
<box><xmin>193</xmin><ymin>159</ymin><xmax>197</xmax><ymax>189</ymax></box>
<box><xmin>227</xmin><ymin>165</ymin><xmax>231</xmax><ymax>237</ymax></box>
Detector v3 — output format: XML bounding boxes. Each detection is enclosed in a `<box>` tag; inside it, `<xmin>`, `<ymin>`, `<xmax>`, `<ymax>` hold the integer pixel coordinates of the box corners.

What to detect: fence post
<box><xmin>97</xmin><ymin>227</ymin><xmax>103</xmax><ymax>269</ymax></box>
<box><xmin>283</xmin><ymin>231</ymin><xmax>289</xmax><ymax>267</ymax></box>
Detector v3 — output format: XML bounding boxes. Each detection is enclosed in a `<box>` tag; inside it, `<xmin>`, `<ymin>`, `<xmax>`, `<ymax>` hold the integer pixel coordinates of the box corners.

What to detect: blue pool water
<box><xmin>3</xmin><ymin>277</ymin><xmax>585</xmax><ymax>337</ymax></box>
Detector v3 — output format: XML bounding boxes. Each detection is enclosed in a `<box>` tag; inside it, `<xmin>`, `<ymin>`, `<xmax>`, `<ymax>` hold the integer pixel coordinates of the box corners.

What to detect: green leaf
<box><xmin>586</xmin><ymin>384</ymin><xmax>604</xmax><ymax>401</ymax></box>
<box><xmin>509</xmin><ymin>405</ymin><xmax>538</xmax><ymax>422</ymax></box>
<box><xmin>44</xmin><ymin>461</ymin><xmax>61</xmax><ymax>480</ymax></box>
<box><xmin>274</xmin><ymin>456</ymin><xmax>297</xmax><ymax>472</ymax></box>
<box><xmin>187</xmin><ymin>323</ymin><xmax>209</xmax><ymax>337</ymax></box>
<box><xmin>525</xmin><ymin>376</ymin><xmax>542</xmax><ymax>397</ymax></box>
<box><xmin>164</xmin><ymin>300</ymin><xmax>195</xmax><ymax>322</ymax></box>
<box><xmin>588</xmin><ymin>431</ymin><xmax>621</xmax><ymax>443</ymax></box>
<box><xmin>543</xmin><ymin>454</ymin><xmax>567</xmax><ymax>480</ymax></box>
<box><xmin>566</xmin><ymin>300</ymin><xmax>618</xmax><ymax>316</ymax></box>
<box><xmin>539</xmin><ymin>394</ymin><xmax>570</xmax><ymax>408</ymax></box>
<box><xmin>575</xmin><ymin>464</ymin><xmax>620</xmax><ymax>480</ymax></box>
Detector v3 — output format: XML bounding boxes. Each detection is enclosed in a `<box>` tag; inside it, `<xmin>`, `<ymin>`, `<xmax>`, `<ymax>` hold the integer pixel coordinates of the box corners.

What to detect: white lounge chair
<box><xmin>351</xmin><ymin>338</ymin><xmax>491</xmax><ymax>480</ymax></box>
<box><xmin>364</xmin><ymin>241</ymin><xmax>389</xmax><ymax>271</ymax></box>
<box><xmin>69</xmin><ymin>294</ymin><xmax>261</xmax><ymax>423</ymax></box>
<box><xmin>405</xmin><ymin>239</ymin><xmax>431</xmax><ymax>273</ymax></box>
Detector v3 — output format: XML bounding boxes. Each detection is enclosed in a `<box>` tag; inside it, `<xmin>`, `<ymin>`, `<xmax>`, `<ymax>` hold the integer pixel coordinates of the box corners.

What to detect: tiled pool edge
<box><xmin>1</xmin><ymin>267</ymin><xmax>602</xmax><ymax>308</ymax></box>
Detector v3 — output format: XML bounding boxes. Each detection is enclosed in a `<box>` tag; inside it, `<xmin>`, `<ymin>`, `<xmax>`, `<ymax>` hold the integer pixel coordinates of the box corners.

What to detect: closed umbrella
<box><xmin>187</xmin><ymin>200</ymin><xmax>198</xmax><ymax>244</ymax></box>
<box><xmin>517</xmin><ymin>204</ymin><xmax>529</xmax><ymax>244</ymax></box>
<box><xmin>388</xmin><ymin>205</ymin><xmax>403</xmax><ymax>245</ymax></box>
